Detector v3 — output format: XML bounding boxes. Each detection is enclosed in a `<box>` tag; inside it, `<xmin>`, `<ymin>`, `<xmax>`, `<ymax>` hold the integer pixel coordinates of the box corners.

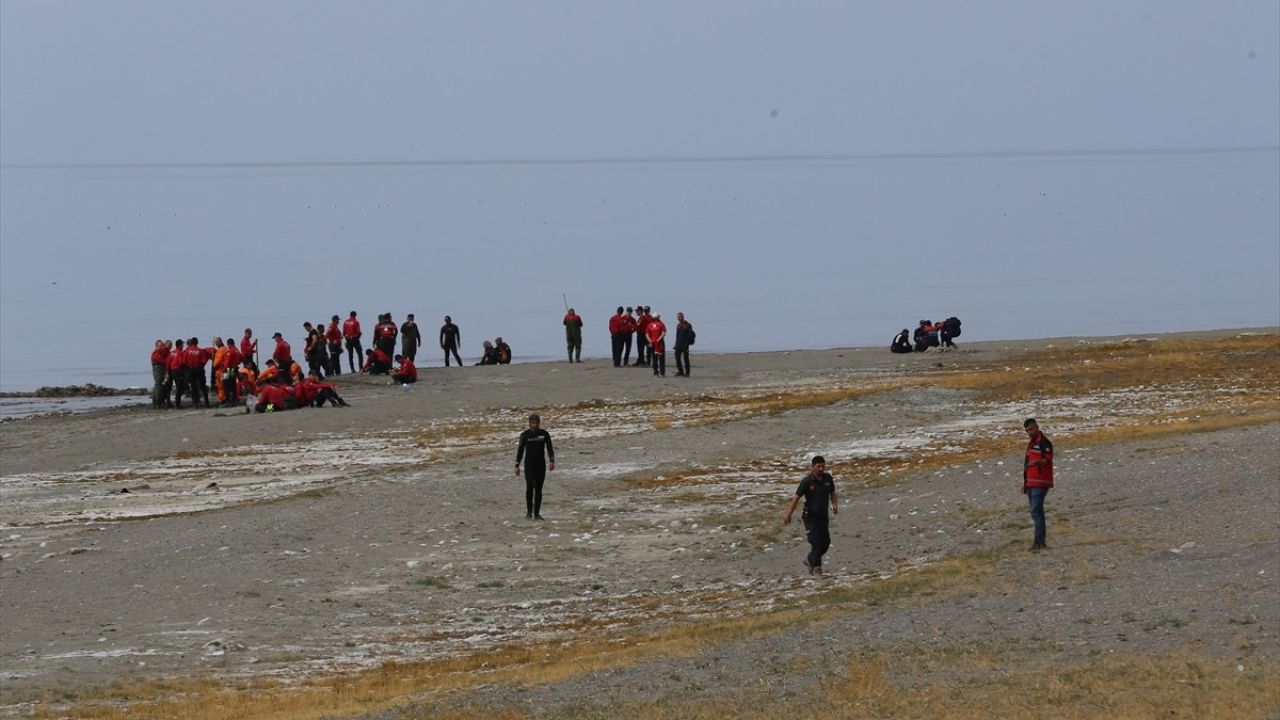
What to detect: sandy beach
<box><xmin>1</xmin><ymin>330</ymin><xmax>1277</xmax><ymax>718</ymax></box>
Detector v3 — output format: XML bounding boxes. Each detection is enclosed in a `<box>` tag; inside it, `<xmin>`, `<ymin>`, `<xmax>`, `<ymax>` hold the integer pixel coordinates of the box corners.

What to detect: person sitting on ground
<box><xmin>256</xmin><ymin>359</ymin><xmax>285</xmax><ymax>386</ymax></box>
<box><xmin>913</xmin><ymin>320</ymin><xmax>940</xmax><ymax>351</ymax></box>
<box><xmin>300</xmin><ymin>372</ymin><xmax>350</xmax><ymax>407</ymax></box>
<box><xmin>891</xmin><ymin>328</ymin><xmax>913</xmax><ymax>354</ymax></box>
<box><xmin>476</xmin><ymin>340</ymin><xmax>500</xmax><ymax>365</ymax></box>
<box><xmin>495</xmin><ymin>337</ymin><xmax>512</xmax><ymax>364</ymax></box>
<box><xmin>254</xmin><ymin>382</ymin><xmax>299</xmax><ymax>413</ymax></box>
<box><xmin>361</xmin><ymin>347</ymin><xmax>392</xmax><ymax>375</ymax></box>
<box><xmin>392</xmin><ymin>354</ymin><xmax>418</xmax><ymax>384</ymax></box>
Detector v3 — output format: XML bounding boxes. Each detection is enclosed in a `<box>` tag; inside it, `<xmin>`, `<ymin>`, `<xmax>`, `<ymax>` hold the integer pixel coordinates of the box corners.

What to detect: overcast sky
<box><xmin>3</xmin><ymin>1</ymin><xmax>1278</xmax><ymax>165</ymax></box>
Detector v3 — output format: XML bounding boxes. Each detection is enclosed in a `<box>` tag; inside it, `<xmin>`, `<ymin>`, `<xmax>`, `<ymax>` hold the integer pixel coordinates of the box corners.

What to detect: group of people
<box><xmin>148</xmin><ymin>332</ymin><xmax>350</xmax><ymax>413</ymax></box>
<box><xmin>606</xmin><ymin>305</ymin><xmax>696</xmax><ymax>377</ymax></box>
<box><xmin>891</xmin><ymin>317</ymin><xmax>962</xmax><ymax>353</ymax></box>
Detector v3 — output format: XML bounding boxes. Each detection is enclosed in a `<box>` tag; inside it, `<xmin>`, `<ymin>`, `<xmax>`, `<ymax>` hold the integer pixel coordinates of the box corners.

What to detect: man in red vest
<box><xmin>1022</xmin><ymin>418</ymin><xmax>1055</xmax><ymax>551</ymax></box>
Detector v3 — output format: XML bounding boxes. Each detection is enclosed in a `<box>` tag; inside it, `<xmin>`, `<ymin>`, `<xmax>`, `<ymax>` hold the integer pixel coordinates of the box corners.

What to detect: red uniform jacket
<box><xmin>240</xmin><ymin>335</ymin><xmax>257</xmax><ymax>358</ymax></box>
<box><xmin>225</xmin><ymin>344</ymin><xmax>243</xmax><ymax>369</ymax></box>
<box><xmin>343</xmin><ymin>317</ymin><xmax>362</xmax><ymax>339</ymax></box>
<box><xmin>325</xmin><ymin>322</ymin><xmax>342</xmax><ymax>345</ymax></box>
<box><xmin>1023</xmin><ymin>432</ymin><xmax>1054</xmax><ymax>489</ymax></box>
<box><xmin>645</xmin><ymin>320</ymin><xmax>667</xmax><ymax>353</ymax></box>
<box><xmin>608</xmin><ymin>314</ymin><xmax>624</xmax><ymax>334</ymax></box>
<box><xmin>151</xmin><ymin>347</ymin><xmax>169</xmax><ymax>365</ymax></box>
<box><xmin>167</xmin><ymin>350</ymin><xmax>186</xmax><ymax>373</ymax></box>
<box><xmin>393</xmin><ymin>357</ymin><xmax>418</xmax><ymax>381</ymax></box>
<box><xmin>621</xmin><ymin>315</ymin><xmax>636</xmax><ymax>333</ymax></box>
<box><xmin>183</xmin><ymin>346</ymin><xmax>210</xmax><ymax>369</ymax></box>
<box><xmin>273</xmin><ymin>338</ymin><xmax>293</xmax><ymax>365</ymax></box>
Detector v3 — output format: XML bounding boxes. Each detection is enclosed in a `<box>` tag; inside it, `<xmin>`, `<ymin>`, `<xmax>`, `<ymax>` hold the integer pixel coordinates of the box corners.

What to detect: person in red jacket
<box><xmin>300</xmin><ymin>372</ymin><xmax>350</xmax><ymax>407</ymax></box>
<box><xmin>185</xmin><ymin>337</ymin><xmax>213</xmax><ymax>408</ymax></box>
<box><xmin>342</xmin><ymin>311</ymin><xmax>364</xmax><ymax>374</ymax></box>
<box><xmin>325</xmin><ymin>315</ymin><xmax>344</xmax><ymax>376</ymax></box>
<box><xmin>254</xmin><ymin>383</ymin><xmax>299</xmax><ymax>413</ymax></box>
<box><xmin>271</xmin><ymin>332</ymin><xmax>293</xmax><ymax>368</ymax></box>
<box><xmin>164</xmin><ymin>339</ymin><xmax>187</xmax><ymax>408</ymax></box>
<box><xmin>1022</xmin><ymin>418</ymin><xmax>1054</xmax><ymax>551</ymax></box>
<box><xmin>608</xmin><ymin>307</ymin><xmax>626</xmax><ymax>367</ymax></box>
<box><xmin>239</xmin><ymin>328</ymin><xmax>259</xmax><ymax>373</ymax></box>
<box><xmin>361</xmin><ymin>347</ymin><xmax>392</xmax><ymax>375</ymax></box>
<box><xmin>150</xmin><ymin>340</ymin><xmax>169</xmax><ymax>409</ymax></box>
<box><xmin>620</xmin><ymin>307</ymin><xmax>636</xmax><ymax>366</ymax></box>
<box><xmin>633</xmin><ymin>305</ymin><xmax>652</xmax><ymax>367</ymax></box>
<box><xmin>392</xmin><ymin>354</ymin><xmax>418</xmax><ymax>384</ymax></box>
<box><xmin>645</xmin><ymin>312</ymin><xmax>667</xmax><ymax>377</ymax></box>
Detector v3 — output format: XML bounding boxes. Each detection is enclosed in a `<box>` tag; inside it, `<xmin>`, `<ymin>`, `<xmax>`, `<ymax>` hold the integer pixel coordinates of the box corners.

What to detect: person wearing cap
<box><xmin>891</xmin><ymin>328</ymin><xmax>913</xmax><ymax>354</ymax></box>
<box><xmin>271</xmin><ymin>332</ymin><xmax>293</xmax><ymax>368</ymax></box>
<box><xmin>645</xmin><ymin>312</ymin><xmax>667</xmax><ymax>377</ymax></box>
<box><xmin>783</xmin><ymin>455</ymin><xmax>838</xmax><ymax>577</ymax></box>
<box><xmin>361</xmin><ymin>347</ymin><xmax>392</xmax><ymax>375</ymax></box>
<box><xmin>440</xmin><ymin>315</ymin><xmax>463</xmax><ymax>367</ymax></box>
<box><xmin>391</xmin><ymin>354</ymin><xmax>418</xmax><ymax>384</ymax></box>
<box><xmin>514</xmin><ymin>414</ymin><xmax>555</xmax><ymax>520</ymax></box>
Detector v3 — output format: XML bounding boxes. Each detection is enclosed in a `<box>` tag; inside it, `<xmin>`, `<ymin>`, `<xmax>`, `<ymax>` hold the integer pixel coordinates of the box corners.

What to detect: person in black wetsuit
<box><xmin>440</xmin><ymin>315</ymin><xmax>463</xmax><ymax>367</ymax></box>
<box><xmin>891</xmin><ymin>329</ymin><xmax>913</xmax><ymax>353</ymax></box>
<box><xmin>514</xmin><ymin>413</ymin><xmax>556</xmax><ymax>520</ymax></box>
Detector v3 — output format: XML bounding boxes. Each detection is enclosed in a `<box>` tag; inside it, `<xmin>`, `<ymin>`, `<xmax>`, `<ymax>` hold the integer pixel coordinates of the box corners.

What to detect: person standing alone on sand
<box><xmin>563</xmin><ymin>307</ymin><xmax>583</xmax><ymax>363</ymax></box>
<box><xmin>440</xmin><ymin>315</ymin><xmax>463</xmax><ymax>367</ymax></box>
<box><xmin>1022</xmin><ymin>418</ymin><xmax>1054</xmax><ymax>551</ymax></box>
<box><xmin>515</xmin><ymin>414</ymin><xmax>555</xmax><ymax>519</ymax></box>
<box><xmin>342</xmin><ymin>312</ymin><xmax>363</xmax><ymax>374</ymax></box>
<box><xmin>673</xmin><ymin>312</ymin><xmax>694</xmax><ymax>377</ymax></box>
<box><xmin>783</xmin><ymin>455</ymin><xmax>837</xmax><ymax>576</ymax></box>
<box><xmin>401</xmin><ymin>314</ymin><xmax>422</xmax><ymax>362</ymax></box>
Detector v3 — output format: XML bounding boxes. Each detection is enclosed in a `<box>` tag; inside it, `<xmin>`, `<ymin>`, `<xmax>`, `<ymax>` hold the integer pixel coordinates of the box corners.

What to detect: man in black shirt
<box><xmin>783</xmin><ymin>455</ymin><xmax>838</xmax><ymax>576</ymax></box>
<box><xmin>515</xmin><ymin>413</ymin><xmax>556</xmax><ymax>520</ymax></box>
<box><xmin>400</xmin><ymin>314</ymin><xmax>422</xmax><ymax>361</ymax></box>
<box><xmin>440</xmin><ymin>315</ymin><xmax>463</xmax><ymax>367</ymax></box>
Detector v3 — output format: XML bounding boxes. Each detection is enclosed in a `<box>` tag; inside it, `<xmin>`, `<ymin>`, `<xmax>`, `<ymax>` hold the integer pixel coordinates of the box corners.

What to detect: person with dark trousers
<box><xmin>375</xmin><ymin>314</ymin><xmax>398</xmax><ymax>359</ymax></box>
<box><xmin>361</xmin><ymin>347</ymin><xmax>392</xmax><ymax>375</ymax></box>
<box><xmin>495</xmin><ymin>337</ymin><xmax>512</xmax><ymax>364</ymax></box>
<box><xmin>165</xmin><ymin>339</ymin><xmax>187</xmax><ymax>408</ymax></box>
<box><xmin>342</xmin><ymin>311</ymin><xmax>363</xmax><ymax>374</ymax></box>
<box><xmin>303</xmin><ymin>325</ymin><xmax>326</xmax><ymax>379</ymax></box>
<box><xmin>184</xmin><ymin>337</ymin><xmax>213</xmax><ymax>408</ymax></box>
<box><xmin>891</xmin><ymin>329</ymin><xmax>913</xmax><ymax>353</ymax></box>
<box><xmin>620</xmin><ymin>307</ymin><xmax>636</xmax><ymax>366</ymax></box>
<box><xmin>440</xmin><ymin>315</ymin><xmax>463</xmax><ymax>366</ymax></box>
<box><xmin>401</xmin><ymin>314</ymin><xmax>422</xmax><ymax>361</ymax></box>
<box><xmin>608</xmin><ymin>307</ymin><xmax>626</xmax><ymax>367</ymax></box>
<box><xmin>783</xmin><ymin>455</ymin><xmax>838</xmax><ymax>577</ymax></box>
<box><xmin>645</xmin><ymin>312</ymin><xmax>667</xmax><ymax>377</ymax></box>
<box><xmin>673</xmin><ymin>312</ymin><xmax>694</xmax><ymax>377</ymax></box>
<box><xmin>150</xmin><ymin>340</ymin><xmax>169</xmax><ymax>409</ymax></box>
<box><xmin>515</xmin><ymin>413</ymin><xmax>555</xmax><ymax>519</ymax></box>
<box><xmin>1022</xmin><ymin>418</ymin><xmax>1054</xmax><ymax>551</ymax></box>
<box><xmin>563</xmin><ymin>308</ymin><xmax>583</xmax><ymax>363</ymax></box>
<box><xmin>325</xmin><ymin>315</ymin><xmax>344</xmax><ymax>375</ymax></box>
<box><xmin>239</xmin><ymin>328</ymin><xmax>259</xmax><ymax>374</ymax></box>
<box><xmin>634</xmin><ymin>304</ymin><xmax>651</xmax><ymax>366</ymax></box>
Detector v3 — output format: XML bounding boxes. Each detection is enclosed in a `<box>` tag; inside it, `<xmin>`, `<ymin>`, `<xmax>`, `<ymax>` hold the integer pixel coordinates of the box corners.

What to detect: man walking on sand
<box><xmin>1022</xmin><ymin>418</ymin><xmax>1054</xmax><ymax>551</ymax></box>
<box><xmin>515</xmin><ymin>413</ymin><xmax>555</xmax><ymax>520</ymax></box>
<box><xmin>783</xmin><ymin>455</ymin><xmax>837</xmax><ymax>576</ymax></box>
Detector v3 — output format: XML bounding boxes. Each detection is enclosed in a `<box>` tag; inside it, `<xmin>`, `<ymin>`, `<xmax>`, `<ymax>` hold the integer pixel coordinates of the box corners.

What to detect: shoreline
<box><xmin>1</xmin><ymin>326</ymin><xmax>1276</xmax><ymax>713</ymax></box>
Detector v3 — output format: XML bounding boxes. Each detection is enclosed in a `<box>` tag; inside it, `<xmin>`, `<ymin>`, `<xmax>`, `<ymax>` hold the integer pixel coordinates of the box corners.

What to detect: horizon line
<box><xmin>2</xmin><ymin>144</ymin><xmax>1277</xmax><ymax>171</ymax></box>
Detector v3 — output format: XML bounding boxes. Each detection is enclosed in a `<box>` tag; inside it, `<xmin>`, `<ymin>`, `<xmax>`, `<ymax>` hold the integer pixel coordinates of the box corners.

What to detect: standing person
<box><xmin>563</xmin><ymin>308</ymin><xmax>583</xmax><ymax>363</ymax></box>
<box><xmin>401</xmin><ymin>314</ymin><xmax>422</xmax><ymax>361</ymax></box>
<box><xmin>376</xmin><ymin>314</ymin><xmax>398</xmax><ymax>358</ymax></box>
<box><xmin>495</xmin><ymin>337</ymin><xmax>512</xmax><ymax>364</ymax></box>
<box><xmin>150</xmin><ymin>340</ymin><xmax>169</xmax><ymax>409</ymax></box>
<box><xmin>240</xmin><ymin>328</ymin><xmax>258</xmax><ymax>374</ymax></box>
<box><xmin>645</xmin><ymin>312</ymin><xmax>667</xmax><ymax>377</ymax></box>
<box><xmin>325</xmin><ymin>315</ymin><xmax>344</xmax><ymax>376</ymax></box>
<box><xmin>185</xmin><ymin>337</ymin><xmax>213</xmax><ymax>408</ymax></box>
<box><xmin>271</xmin><ymin>332</ymin><xmax>293</xmax><ymax>370</ymax></box>
<box><xmin>620</xmin><ymin>307</ymin><xmax>636</xmax><ymax>366</ymax></box>
<box><xmin>514</xmin><ymin>413</ymin><xmax>555</xmax><ymax>520</ymax></box>
<box><xmin>783</xmin><ymin>455</ymin><xmax>838</xmax><ymax>576</ymax></box>
<box><xmin>343</xmin><ymin>311</ymin><xmax>364</xmax><ymax>374</ymax></box>
<box><xmin>673</xmin><ymin>312</ymin><xmax>695</xmax><ymax>377</ymax></box>
<box><xmin>634</xmin><ymin>304</ymin><xmax>651</xmax><ymax>367</ymax></box>
<box><xmin>165</xmin><ymin>339</ymin><xmax>187</xmax><ymax>408</ymax></box>
<box><xmin>303</xmin><ymin>324</ymin><xmax>326</xmax><ymax>379</ymax></box>
<box><xmin>211</xmin><ymin>337</ymin><xmax>231</xmax><ymax>405</ymax></box>
<box><xmin>608</xmin><ymin>307</ymin><xmax>626</xmax><ymax>367</ymax></box>
<box><xmin>439</xmin><ymin>315</ymin><xmax>463</xmax><ymax>367</ymax></box>
<box><xmin>1022</xmin><ymin>418</ymin><xmax>1054</xmax><ymax>551</ymax></box>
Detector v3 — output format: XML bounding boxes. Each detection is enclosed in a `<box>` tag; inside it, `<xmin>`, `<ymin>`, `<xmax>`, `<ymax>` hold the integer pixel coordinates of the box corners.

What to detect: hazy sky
<box><xmin>3</xmin><ymin>2</ymin><xmax>1278</xmax><ymax>165</ymax></box>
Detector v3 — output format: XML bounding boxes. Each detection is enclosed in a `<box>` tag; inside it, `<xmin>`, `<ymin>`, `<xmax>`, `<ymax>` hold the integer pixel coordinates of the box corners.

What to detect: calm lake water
<box><xmin>1</xmin><ymin>149</ymin><xmax>1277</xmax><ymax>393</ymax></box>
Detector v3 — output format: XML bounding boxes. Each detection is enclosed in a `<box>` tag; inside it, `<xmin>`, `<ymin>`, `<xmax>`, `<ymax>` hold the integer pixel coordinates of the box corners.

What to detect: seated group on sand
<box><xmin>891</xmin><ymin>317</ymin><xmax>962</xmax><ymax>353</ymax></box>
